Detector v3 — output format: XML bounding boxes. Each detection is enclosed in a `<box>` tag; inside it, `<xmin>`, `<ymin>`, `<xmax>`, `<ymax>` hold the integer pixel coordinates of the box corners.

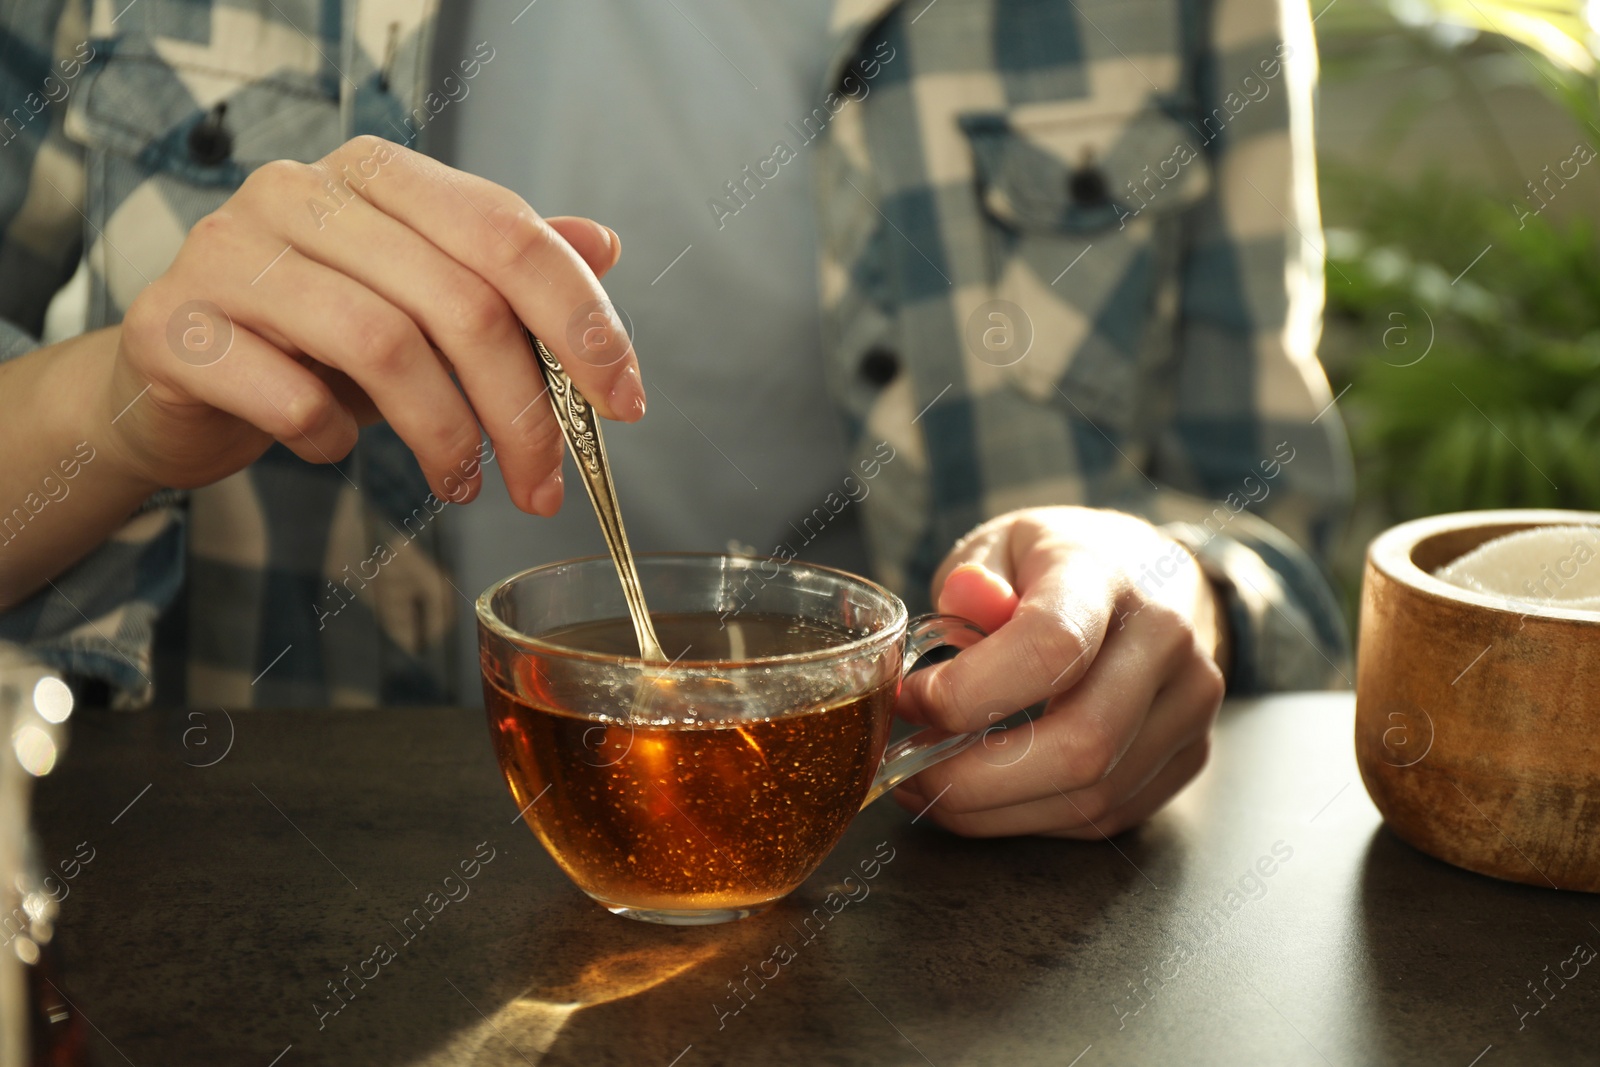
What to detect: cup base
<box><xmin>590</xmin><ymin>895</ymin><xmax>775</xmax><ymax>926</ymax></box>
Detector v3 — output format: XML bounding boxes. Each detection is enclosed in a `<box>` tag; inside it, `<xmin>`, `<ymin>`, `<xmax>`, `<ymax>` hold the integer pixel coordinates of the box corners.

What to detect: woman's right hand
<box><xmin>103</xmin><ymin>135</ymin><xmax>641</xmax><ymax>515</ymax></box>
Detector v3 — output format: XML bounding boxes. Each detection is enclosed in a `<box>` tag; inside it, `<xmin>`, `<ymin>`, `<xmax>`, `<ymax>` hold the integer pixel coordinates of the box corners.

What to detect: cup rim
<box><xmin>475</xmin><ymin>551</ymin><xmax>909</xmax><ymax>668</ymax></box>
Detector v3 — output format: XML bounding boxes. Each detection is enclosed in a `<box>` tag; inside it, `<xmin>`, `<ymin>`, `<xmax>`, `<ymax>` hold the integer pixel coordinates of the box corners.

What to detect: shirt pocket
<box><xmin>960</xmin><ymin>101</ymin><xmax>1210</xmax><ymax>235</ymax></box>
<box><xmin>62</xmin><ymin>28</ymin><xmax>341</xmax><ymax>325</ymax></box>
<box><xmin>957</xmin><ymin>100</ymin><xmax>1210</xmax><ymax>427</ymax></box>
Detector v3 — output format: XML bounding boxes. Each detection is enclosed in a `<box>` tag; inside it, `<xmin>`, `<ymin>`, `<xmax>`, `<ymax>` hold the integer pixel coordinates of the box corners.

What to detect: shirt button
<box><xmin>858</xmin><ymin>346</ymin><xmax>900</xmax><ymax>386</ymax></box>
<box><xmin>188</xmin><ymin>102</ymin><xmax>233</xmax><ymax>166</ymax></box>
<box><xmin>1069</xmin><ymin>165</ymin><xmax>1110</xmax><ymax>206</ymax></box>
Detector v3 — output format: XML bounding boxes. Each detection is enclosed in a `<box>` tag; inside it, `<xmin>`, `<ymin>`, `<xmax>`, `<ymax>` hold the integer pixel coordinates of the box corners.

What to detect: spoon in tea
<box><xmin>526</xmin><ymin>327</ymin><xmax>667</xmax><ymax>662</ymax></box>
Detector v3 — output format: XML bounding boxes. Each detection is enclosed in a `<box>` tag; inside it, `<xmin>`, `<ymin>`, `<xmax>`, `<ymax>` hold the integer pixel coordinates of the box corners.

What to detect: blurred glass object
<box><xmin>1</xmin><ymin>644</ymin><xmax>85</xmax><ymax>1066</ymax></box>
<box><xmin>29</xmin><ymin>682</ymin><xmax>71</xmax><ymax>727</ymax></box>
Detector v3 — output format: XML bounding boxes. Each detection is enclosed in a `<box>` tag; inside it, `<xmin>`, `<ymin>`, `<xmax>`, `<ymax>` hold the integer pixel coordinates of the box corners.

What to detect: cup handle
<box><xmin>861</xmin><ymin>613</ymin><xmax>989</xmax><ymax>809</ymax></box>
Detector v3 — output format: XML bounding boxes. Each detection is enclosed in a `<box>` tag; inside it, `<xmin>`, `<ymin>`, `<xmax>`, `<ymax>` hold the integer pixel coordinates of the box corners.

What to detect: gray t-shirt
<box><xmin>428</xmin><ymin>0</ymin><xmax>868</xmax><ymax>703</ymax></box>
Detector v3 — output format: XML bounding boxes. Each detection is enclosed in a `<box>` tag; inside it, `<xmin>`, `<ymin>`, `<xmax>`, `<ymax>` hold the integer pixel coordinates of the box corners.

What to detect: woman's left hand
<box><xmin>894</xmin><ymin>506</ymin><xmax>1228</xmax><ymax>837</ymax></box>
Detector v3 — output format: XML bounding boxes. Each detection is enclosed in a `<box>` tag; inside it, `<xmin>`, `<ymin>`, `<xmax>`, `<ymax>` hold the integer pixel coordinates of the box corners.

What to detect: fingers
<box><xmin>125</xmin><ymin>291</ymin><xmax>359</xmax><ymax>467</ymax></box>
<box><xmin>928</xmin><ymin>513</ymin><xmax>1014</xmax><ymax>594</ymax></box>
<box><xmin>225</xmin><ymin>243</ymin><xmax>485</xmax><ymax>502</ymax></box>
<box><xmin>111</xmin><ymin>139</ymin><xmax>636</xmax><ymax>501</ymax></box>
<box><xmin>895</xmin><ymin>619</ymin><xmax>1171</xmax><ymax>816</ymax></box>
<box><xmin>315</xmin><ymin>138</ymin><xmax>645</xmax><ymax>422</ymax></box>
<box><xmin>936</xmin><ymin>563</ymin><xmax>1020</xmax><ymax>634</ymax></box>
<box><xmin>892</xmin><ymin>625</ymin><xmax>1223</xmax><ymax>838</ymax></box>
<box><xmin>1043</xmin><ymin>739</ymin><xmax>1210</xmax><ymax>840</ymax></box>
<box><xmin>546</xmin><ymin>217</ymin><xmax>621</xmax><ymax>276</ymax></box>
<box><xmin>276</xmin><ymin>189</ymin><xmax>566</xmax><ymax>515</ymax></box>
<box><xmin>896</xmin><ymin>737</ymin><xmax>1210</xmax><ymax>840</ymax></box>
<box><xmin>1062</xmin><ymin>652</ymin><xmax>1222</xmax><ymax>809</ymax></box>
<box><xmin>888</xmin><ymin>508</ymin><xmax>1225</xmax><ymax>840</ymax></box>
<box><xmin>899</xmin><ymin>538</ymin><xmax>1116</xmax><ymax>734</ymax></box>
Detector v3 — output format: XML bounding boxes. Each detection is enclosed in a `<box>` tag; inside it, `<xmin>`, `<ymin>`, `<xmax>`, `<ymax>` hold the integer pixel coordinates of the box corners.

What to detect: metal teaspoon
<box><xmin>525</xmin><ymin>327</ymin><xmax>666</xmax><ymax>662</ymax></box>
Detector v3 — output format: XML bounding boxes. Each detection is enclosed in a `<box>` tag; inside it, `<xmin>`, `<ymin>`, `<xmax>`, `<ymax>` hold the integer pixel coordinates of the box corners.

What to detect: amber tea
<box><xmin>486</xmin><ymin>613</ymin><xmax>896</xmax><ymax>915</ymax></box>
<box><xmin>478</xmin><ymin>553</ymin><xmax>986</xmax><ymax>924</ymax></box>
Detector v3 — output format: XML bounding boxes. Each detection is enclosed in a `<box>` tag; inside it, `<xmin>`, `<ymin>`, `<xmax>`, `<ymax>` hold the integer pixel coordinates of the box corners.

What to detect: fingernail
<box><xmin>529</xmin><ymin>468</ymin><xmax>564</xmax><ymax>516</ymax></box>
<box><xmin>602</xmin><ymin>225</ymin><xmax>621</xmax><ymax>268</ymax></box>
<box><xmin>439</xmin><ymin>473</ymin><xmax>477</xmax><ymax>504</ymax></box>
<box><xmin>607</xmin><ymin>364</ymin><xmax>646</xmax><ymax>421</ymax></box>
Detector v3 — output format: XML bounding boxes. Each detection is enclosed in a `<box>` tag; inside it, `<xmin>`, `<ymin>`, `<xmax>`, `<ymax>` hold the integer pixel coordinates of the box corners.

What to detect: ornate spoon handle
<box><xmin>527</xmin><ymin>328</ymin><xmax>666</xmax><ymax>661</ymax></box>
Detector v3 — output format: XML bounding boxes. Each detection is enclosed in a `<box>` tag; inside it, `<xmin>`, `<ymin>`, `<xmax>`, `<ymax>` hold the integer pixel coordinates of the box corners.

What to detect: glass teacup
<box><xmin>477</xmin><ymin>553</ymin><xmax>985</xmax><ymax>925</ymax></box>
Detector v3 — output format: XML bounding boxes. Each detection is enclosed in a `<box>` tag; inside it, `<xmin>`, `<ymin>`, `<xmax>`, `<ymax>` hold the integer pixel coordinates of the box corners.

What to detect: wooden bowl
<box><xmin>1355</xmin><ymin>509</ymin><xmax>1600</xmax><ymax>891</ymax></box>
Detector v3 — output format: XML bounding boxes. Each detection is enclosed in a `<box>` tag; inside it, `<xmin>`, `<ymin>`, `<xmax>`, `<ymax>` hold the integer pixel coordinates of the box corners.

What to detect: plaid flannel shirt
<box><xmin>0</xmin><ymin>0</ymin><xmax>1353</xmax><ymax>707</ymax></box>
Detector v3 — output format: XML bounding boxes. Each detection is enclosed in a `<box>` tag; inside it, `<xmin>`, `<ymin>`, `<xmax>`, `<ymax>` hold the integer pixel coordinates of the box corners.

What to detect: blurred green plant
<box><xmin>1323</xmin><ymin>170</ymin><xmax>1600</xmax><ymax>517</ymax></box>
<box><xmin>1316</xmin><ymin>0</ymin><xmax>1600</xmax><ymax>522</ymax></box>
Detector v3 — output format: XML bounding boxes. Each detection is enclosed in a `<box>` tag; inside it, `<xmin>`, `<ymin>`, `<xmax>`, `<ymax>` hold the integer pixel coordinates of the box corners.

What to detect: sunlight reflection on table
<box><xmin>433</xmin><ymin>940</ymin><xmax>723</xmax><ymax>1065</ymax></box>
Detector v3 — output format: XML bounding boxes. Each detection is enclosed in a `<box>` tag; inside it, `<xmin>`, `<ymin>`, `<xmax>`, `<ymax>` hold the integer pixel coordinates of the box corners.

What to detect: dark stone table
<box><xmin>31</xmin><ymin>694</ymin><xmax>1600</xmax><ymax>1066</ymax></box>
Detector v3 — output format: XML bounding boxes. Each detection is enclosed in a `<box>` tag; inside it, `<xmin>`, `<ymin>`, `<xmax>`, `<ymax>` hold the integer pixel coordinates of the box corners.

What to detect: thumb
<box><xmin>935</xmin><ymin>562</ymin><xmax>1019</xmax><ymax>635</ymax></box>
<box><xmin>545</xmin><ymin>216</ymin><xmax>622</xmax><ymax>277</ymax></box>
<box><xmin>896</xmin><ymin>563</ymin><xmax>1018</xmax><ymax>731</ymax></box>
